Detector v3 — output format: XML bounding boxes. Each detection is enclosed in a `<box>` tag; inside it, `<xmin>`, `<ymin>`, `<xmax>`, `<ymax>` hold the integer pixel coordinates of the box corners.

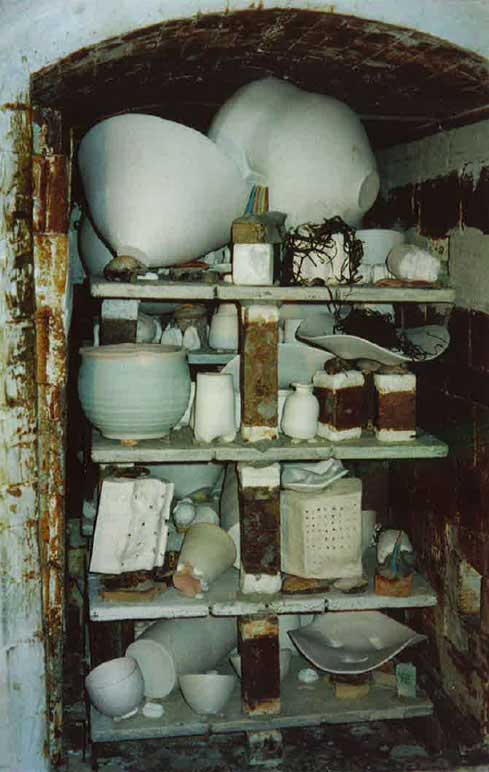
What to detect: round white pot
<box><xmin>78</xmin><ymin>113</ymin><xmax>249</xmax><ymax>267</ymax></box>
<box><xmin>209</xmin><ymin>77</ymin><xmax>379</xmax><ymax>228</ymax></box>
<box><xmin>85</xmin><ymin>656</ymin><xmax>144</xmax><ymax>718</ymax></box>
<box><xmin>126</xmin><ymin>617</ymin><xmax>236</xmax><ymax>699</ymax></box>
<box><xmin>281</xmin><ymin>383</ymin><xmax>319</xmax><ymax>440</ymax></box>
<box><xmin>78</xmin><ymin>343</ymin><xmax>191</xmax><ymax>439</ymax></box>
<box><xmin>179</xmin><ymin>673</ymin><xmax>237</xmax><ymax>715</ymax></box>
<box><xmin>356</xmin><ymin>229</ymin><xmax>405</xmax><ymax>266</ymax></box>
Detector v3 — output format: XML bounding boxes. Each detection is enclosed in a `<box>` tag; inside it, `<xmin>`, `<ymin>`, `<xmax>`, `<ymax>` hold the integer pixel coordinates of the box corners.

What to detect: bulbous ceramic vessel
<box><xmin>78</xmin><ymin>214</ymin><xmax>114</xmax><ymax>276</ymax></box>
<box><xmin>78</xmin><ymin>114</ymin><xmax>249</xmax><ymax>266</ymax></box>
<box><xmin>78</xmin><ymin>344</ymin><xmax>191</xmax><ymax>439</ymax></box>
<box><xmin>209</xmin><ymin>77</ymin><xmax>379</xmax><ymax>228</ymax></box>
<box><xmin>85</xmin><ymin>657</ymin><xmax>144</xmax><ymax>718</ymax></box>
<box><xmin>281</xmin><ymin>383</ymin><xmax>319</xmax><ymax>440</ymax></box>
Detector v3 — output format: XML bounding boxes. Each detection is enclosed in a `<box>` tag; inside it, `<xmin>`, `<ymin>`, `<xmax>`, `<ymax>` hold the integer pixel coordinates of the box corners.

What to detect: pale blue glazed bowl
<box><xmin>79</xmin><ymin>343</ymin><xmax>191</xmax><ymax>439</ymax></box>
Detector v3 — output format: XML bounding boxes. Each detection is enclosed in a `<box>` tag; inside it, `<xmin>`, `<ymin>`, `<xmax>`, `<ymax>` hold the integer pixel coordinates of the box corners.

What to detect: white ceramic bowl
<box><xmin>179</xmin><ymin>673</ymin><xmax>237</xmax><ymax>714</ymax></box>
<box><xmin>147</xmin><ymin>462</ymin><xmax>224</xmax><ymax>499</ymax></box>
<box><xmin>85</xmin><ymin>657</ymin><xmax>144</xmax><ymax>718</ymax></box>
<box><xmin>78</xmin><ymin>113</ymin><xmax>249</xmax><ymax>267</ymax></box>
<box><xmin>356</xmin><ymin>229</ymin><xmax>405</xmax><ymax>265</ymax></box>
<box><xmin>78</xmin><ymin>344</ymin><xmax>191</xmax><ymax>439</ymax></box>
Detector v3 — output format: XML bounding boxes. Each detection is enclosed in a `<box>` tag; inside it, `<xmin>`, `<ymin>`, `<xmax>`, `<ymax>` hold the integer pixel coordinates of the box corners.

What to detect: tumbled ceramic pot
<box><xmin>78</xmin><ymin>344</ymin><xmax>191</xmax><ymax>439</ymax></box>
<box><xmin>126</xmin><ymin>617</ymin><xmax>236</xmax><ymax>699</ymax></box>
<box><xmin>78</xmin><ymin>114</ymin><xmax>249</xmax><ymax>266</ymax></box>
<box><xmin>209</xmin><ymin>77</ymin><xmax>379</xmax><ymax>227</ymax></box>
<box><xmin>85</xmin><ymin>656</ymin><xmax>144</xmax><ymax>718</ymax></box>
<box><xmin>78</xmin><ymin>214</ymin><xmax>114</xmax><ymax>276</ymax></box>
<box><xmin>174</xmin><ymin>523</ymin><xmax>237</xmax><ymax>597</ymax></box>
<box><xmin>179</xmin><ymin>673</ymin><xmax>237</xmax><ymax>715</ymax></box>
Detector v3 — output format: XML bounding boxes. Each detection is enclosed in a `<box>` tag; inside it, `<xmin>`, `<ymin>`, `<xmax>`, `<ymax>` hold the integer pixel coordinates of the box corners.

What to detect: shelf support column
<box><xmin>238</xmin><ymin>463</ymin><xmax>281</xmax><ymax>595</ymax></box>
<box><xmin>240</xmin><ymin>303</ymin><xmax>279</xmax><ymax>442</ymax></box>
<box><xmin>239</xmin><ymin>614</ymin><xmax>281</xmax><ymax>717</ymax></box>
<box><xmin>100</xmin><ymin>299</ymin><xmax>140</xmax><ymax>344</ymax></box>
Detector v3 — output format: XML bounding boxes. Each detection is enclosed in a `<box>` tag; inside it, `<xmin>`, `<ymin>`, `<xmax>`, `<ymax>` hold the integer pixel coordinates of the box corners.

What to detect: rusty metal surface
<box><xmin>32</xmin><ymin>106</ymin><xmax>71</xmax><ymax>767</ymax></box>
<box><xmin>241</xmin><ymin>317</ymin><xmax>278</xmax><ymax>433</ymax></box>
<box><xmin>239</xmin><ymin>485</ymin><xmax>280</xmax><ymax>576</ymax></box>
<box><xmin>239</xmin><ymin>614</ymin><xmax>280</xmax><ymax>716</ymax></box>
<box><xmin>30</xmin><ymin>9</ymin><xmax>489</xmax><ymax>149</ymax></box>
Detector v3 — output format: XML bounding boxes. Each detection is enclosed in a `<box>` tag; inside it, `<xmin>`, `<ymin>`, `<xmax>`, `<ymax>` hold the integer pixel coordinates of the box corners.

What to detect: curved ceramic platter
<box><xmin>297</xmin><ymin>313</ymin><xmax>450</xmax><ymax>366</ymax></box>
<box><xmin>221</xmin><ymin>342</ymin><xmax>333</xmax><ymax>391</ymax></box>
<box><xmin>289</xmin><ymin>610</ymin><xmax>426</xmax><ymax>675</ymax></box>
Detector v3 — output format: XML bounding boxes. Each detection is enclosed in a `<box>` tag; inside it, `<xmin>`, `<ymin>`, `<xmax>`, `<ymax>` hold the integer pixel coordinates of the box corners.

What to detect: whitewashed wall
<box><xmin>0</xmin><ymin>1</ymin><xmax>488</xmax><ymax>769</ymax></box>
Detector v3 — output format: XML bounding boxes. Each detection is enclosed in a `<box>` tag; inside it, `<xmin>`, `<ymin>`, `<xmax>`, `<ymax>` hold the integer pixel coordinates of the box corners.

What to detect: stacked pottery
<box><xmin>208</xmin><ymin>304</ymin><xmax>239</xmax><ymax>351</ymax></box>
<box><xmin>281</xmin><ymin>383</ymin><xmax>319</xmax><ymax>440</ymax></box>
<box><xmin>78</xmin><ymin>344</ymin><xmax>191</xmax><ymax>440</ymax></box>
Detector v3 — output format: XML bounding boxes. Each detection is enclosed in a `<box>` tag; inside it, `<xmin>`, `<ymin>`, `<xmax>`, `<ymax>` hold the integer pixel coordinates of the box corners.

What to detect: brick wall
<box><xmin>370</xmin><ymin>120</ymin><xmax>489</xmax><ymax>738</ymax></box>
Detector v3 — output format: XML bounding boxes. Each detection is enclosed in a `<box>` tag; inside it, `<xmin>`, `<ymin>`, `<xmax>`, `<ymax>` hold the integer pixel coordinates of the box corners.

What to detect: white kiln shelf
<box><xmin>91</xmin><ymin>277</ymin><xmax>455</xmax><ymax>304</ymax></box>
<box><xmin>89</xmin><ymin>656</ymin><xmax>433</xmax><ymax>743</ymax></box>
<box><xmin>91</xmin><ymin>428</ymin><xmax>448</xmax><ymax>464</ymax></box>
<box><xmin>88</xmin><ymin>564</ymin><xmax>436</xmax><ymax>622</ymax></box>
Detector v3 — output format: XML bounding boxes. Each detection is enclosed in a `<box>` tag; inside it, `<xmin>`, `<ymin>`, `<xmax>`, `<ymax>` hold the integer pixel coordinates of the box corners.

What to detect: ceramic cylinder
<box><xmin>78</xmin><ymin>344</ymin><xmax>191</xmax><ymax>440</ymax></box>
<box><xmin>126</xmin><ymin>616</ymin><xmax>237</xmax><ymax>699</ymax></box>
<box><xmin>281</xmin><ymin>383</ymin><xmax>319</xmax><ymax>440</ymax></box>
<box><xmin>193</xmin><ymin>372</ymin><xmax>237</xmax><ymax>443</ymax></box>
<box><xmin>175</xmin><ymin>523</ymin><xmax>237</xmax><ymax>590</ymax></box>
<box><xmin>208</xmin><ymin>304</ymin><xmax>239</xmax><ymax>350</ymax></box>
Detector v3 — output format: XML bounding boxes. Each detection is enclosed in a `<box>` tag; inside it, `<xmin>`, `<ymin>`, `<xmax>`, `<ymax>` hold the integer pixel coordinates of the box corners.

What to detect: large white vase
<box><xmin>209</xmin><ymin>77</ymin><xmax>379</xmax><ymax>228</ymax></box>
<box><xmin>78</xmin><ymin>343</ymin><xmax>191</xmax><ymax>439</ymax></box>
<box><xmin>78</xmin><ymin>214</ymin><xmax>114</xmax><ymax>276</ymax></box>
<box><xmin>78</xmin><ymin>114</ymin><xmax>249</xmax><ymax>266</ymax></box>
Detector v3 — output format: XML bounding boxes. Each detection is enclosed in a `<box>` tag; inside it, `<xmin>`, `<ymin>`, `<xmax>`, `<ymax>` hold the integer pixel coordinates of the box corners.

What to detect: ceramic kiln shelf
<box><xmin>91</xmin><ymin>427</ymin><xmax>448</xmax><ymax>464</ymax></box>
<box><xmin>90</xmin><ymin>655</ymin><xmax>433</xmax><ymax>743</ymax></box>
<box><xmin>88</xmin><ymin>559</ymin><xmax>436</xmax><ymax>623</ymax></box>
<box><xmin>91</xmin><ymin>277</ymin><xmax>456</xmax><ymax>304</ymax></box>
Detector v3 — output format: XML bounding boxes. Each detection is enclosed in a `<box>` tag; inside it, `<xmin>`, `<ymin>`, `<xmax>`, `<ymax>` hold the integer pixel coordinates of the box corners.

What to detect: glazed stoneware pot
<box><xmin>78</xmin><ymin>114</ymin><xmax>249</xmax><ymax>266</ymax></box>
<box><xmin>78</xmin><ymin>344</ymin><xmax>191</xmax><ymax>439</ymax></box>
<box><xmin>85</xmin><ymin>656</ymin><xmax>144</xmax><ymax>718</ymax></box>
<box><xmin>209</xmin><ymin>77</ymin><xmax>379</xmax><ymax>228</ymax></box>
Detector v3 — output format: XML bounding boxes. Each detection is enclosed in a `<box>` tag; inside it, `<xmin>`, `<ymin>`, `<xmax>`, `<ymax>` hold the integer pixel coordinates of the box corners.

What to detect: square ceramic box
<box><xmin>232</xmin><ymin>243</ymin><xmax>274</xmax><ymax>285</ymax></box>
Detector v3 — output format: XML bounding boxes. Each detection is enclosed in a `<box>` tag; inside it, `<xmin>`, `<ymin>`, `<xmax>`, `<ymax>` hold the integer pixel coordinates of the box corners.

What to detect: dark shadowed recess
<box><xmin>31</xmin><ymin>8</ymin><xmax>489</xmax><ymax>149</ymax></box>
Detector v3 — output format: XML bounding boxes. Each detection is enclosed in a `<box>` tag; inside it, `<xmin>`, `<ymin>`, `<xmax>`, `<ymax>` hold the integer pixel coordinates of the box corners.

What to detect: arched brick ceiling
<box><xmin>31</xmin><ymin>8</ymin><xmax>489</xmax><ymax>148</ymax></box>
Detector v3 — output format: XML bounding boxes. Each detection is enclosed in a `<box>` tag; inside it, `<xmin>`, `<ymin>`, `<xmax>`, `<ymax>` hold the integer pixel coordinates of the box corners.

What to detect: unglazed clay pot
<box><xmin>209</xmin><ymin>77</ymin><xmax>379</xmax><ymax>228</ymax></box>
<box><xmin>126</xmin><ymin>617</ymin><xmax>237</xmax><ymax>699</ymax></box>
<box><xmin>85</xmin><ymin>657</ymin><xmax>144</xmax><ymax>718</ymax></box>
<box><xmin>78</xmin><ymin>344</ymin><xmax>191</xmax><ymax>439</ymax></box>
<box><xmin>78</xmin><ymin>114</ymin><xmax>249</xmax><ymax>266</ymax></box>
<box><xmin>208</xmin><ymin>304</ymin><xmax>239</xmax><ymax>351</ymax></box>
<box><xmin>78</xmin><ymin>214</ymin><xmax>114</xmax><ymax>276</ymax></box>
<box><xmin>281</xmin><ymin>383</ymin><xmax>319</xmax><ymax>440</ymax></box>
<box><xmin>179</xmin><ymin>673</ymin><xmax>237</xmax><ymax>715</ymax></box>
<box><xmin>173</xmin><ymin>523</ymin><xmax>237</xmax><ymax>597</ymax></box>
<box><xmin>193</xmin><ymin>372</ymin><xmax>237</xmax><ymax>443</ymax></box>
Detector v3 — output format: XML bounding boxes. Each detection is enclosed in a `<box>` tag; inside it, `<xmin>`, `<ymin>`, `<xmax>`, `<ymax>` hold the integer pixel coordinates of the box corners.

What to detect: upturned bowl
<box><xmin>179</xmin><ymin>673</ymin><xmax>237</xmax><ymax>714</ymax></box>
<box><xmin>78</xmin><ymin>344</ymin><xmax>191</xmax><ymax>439</ymax></box>
<box><xmin>85</xmin><ymin>656</ymin><xmax>144</xmax><ymax>718</ymax></box>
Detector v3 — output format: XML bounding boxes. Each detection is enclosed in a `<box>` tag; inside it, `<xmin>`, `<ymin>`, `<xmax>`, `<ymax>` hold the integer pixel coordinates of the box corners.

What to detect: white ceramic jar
<box><xmin>78</xmin><ymin>114</ymin><xmax>249</xmax><ymax>266</ymax></box>
<box><xmin>192</xmin><ymin>372</ymin><xmax>237</xmax><ymax>443</ymax></box>
<box><xmin>281</xmin><ymin>383</ymin><xmax>319</xmax><ymax>440</ymax></box>
<box><xmin>208</xmin><ymin>304</ymin><xmax>239</xmax><ymax>351</ymax></box>
<box><xmin>78</xmin><ymin>344</ymin><xmax>191</xmax><ymax>439</ymax></box>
